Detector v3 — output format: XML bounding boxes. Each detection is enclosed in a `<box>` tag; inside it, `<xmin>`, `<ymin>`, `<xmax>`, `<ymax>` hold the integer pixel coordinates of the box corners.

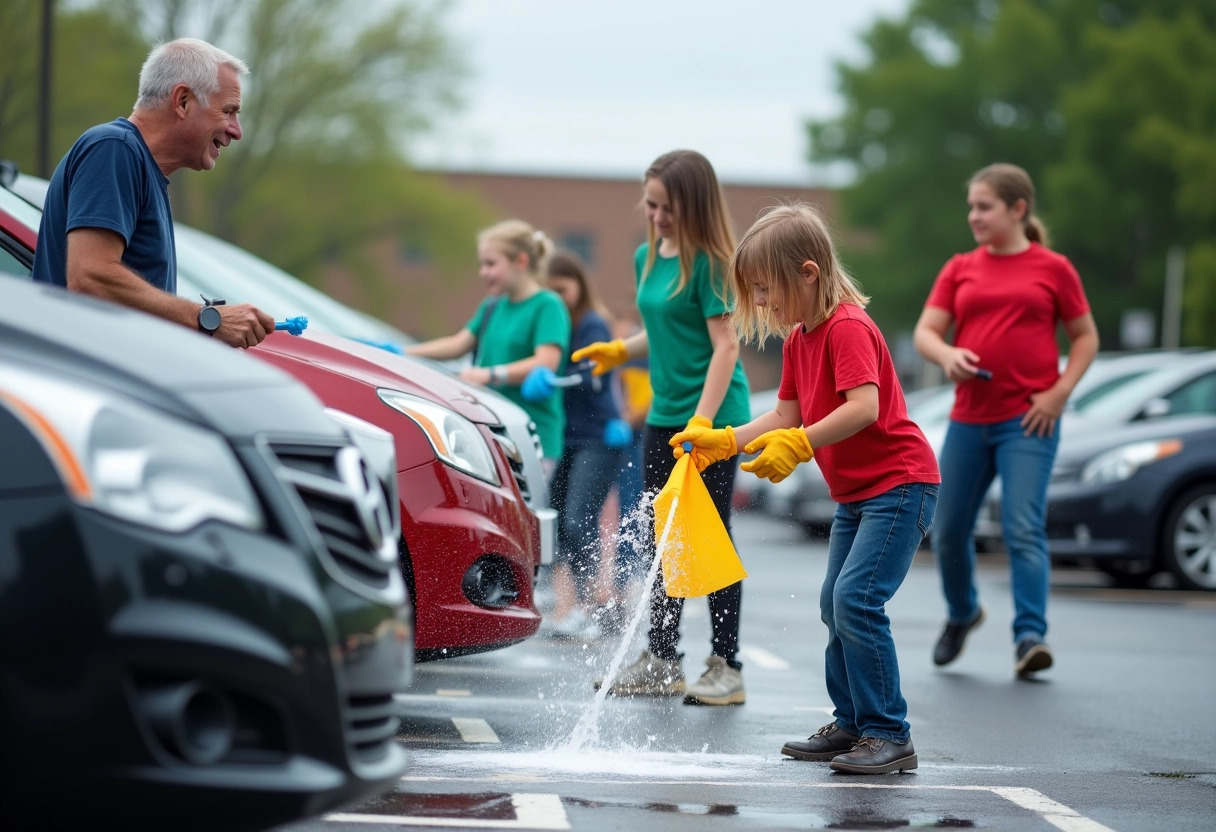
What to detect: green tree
<box><xmin>0</xmin><ymin>4</ymin><xmax>148</xmax><ymax>173</ymax></box>
<box><xmin>131</xmin><ymin>0</ymin><xmax>486</xmax><ymax>310</ymax></box>
<box><xmin>808</xmin><ymin>0</ymin><xmax>1216</xmax><ymax>347</ymax></box>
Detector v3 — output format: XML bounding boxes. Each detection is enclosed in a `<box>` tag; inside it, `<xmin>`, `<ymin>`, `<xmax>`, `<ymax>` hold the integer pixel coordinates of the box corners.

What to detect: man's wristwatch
<box><xmin>197</xmin><ymin>294</ymin><xmax>225</xmax><ymax>336</ymax></box>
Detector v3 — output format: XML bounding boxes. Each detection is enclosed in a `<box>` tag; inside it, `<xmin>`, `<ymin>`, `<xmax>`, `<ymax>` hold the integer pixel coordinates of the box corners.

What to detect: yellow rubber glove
<box><xmin>740</xmin><ymin>427</ymin><xmax>814</xmax><ymax>483</ymax></box>
<box><xmin>570</xmin><ymin>339</ymin><xmax>629</xmax><ymax>376</ymax></box>
<box><xmin>671</xmin><ymin>415</ymin><xmax>737</xmax><ymax>472</ymax></box>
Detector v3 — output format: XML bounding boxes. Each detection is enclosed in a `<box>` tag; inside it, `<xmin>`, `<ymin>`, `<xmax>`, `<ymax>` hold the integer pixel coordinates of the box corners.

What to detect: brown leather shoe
<box><xmin>829</xmin><ymin>736</ymin><xmax>917</xmax><ymax>774</ymax></box>
<box><xmin>781</xmin><ymin>723</ymin><xmax>859</xmax><ymax>761</ymax></box>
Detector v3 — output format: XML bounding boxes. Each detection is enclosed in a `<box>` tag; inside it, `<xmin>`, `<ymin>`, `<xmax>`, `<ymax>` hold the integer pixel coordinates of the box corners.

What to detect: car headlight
<box><xmin>1079</xmin><ymin>438</ymin><xmax>1183</xmax><ymax>485</ymax></box>
<box><xmin>377</xmin><ymin>389</ymin><xmax>501</xmax><ymax>485</ymax></box>
<box><xmin>0</xmin><ymin>365</ymin><xmax>263</xmax><ymax>532</ymax></box>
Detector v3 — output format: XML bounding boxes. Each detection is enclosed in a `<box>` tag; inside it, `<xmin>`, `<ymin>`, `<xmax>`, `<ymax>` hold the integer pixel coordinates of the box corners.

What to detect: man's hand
<box><xmin>740</xmin><ymin>427</ymin><xmax>814</xmax><ymax>483</ymax></box>
<box><xmin>570</xmin><ymin>339</ymin><xmax>628</xmax><ymax>376</ymax></box>
<box><xmin>671</xmin><ymin>415</ymin><xmax>737</xmax><ymax>472</ymax></box>
<box><xmin>216</xmin><ymin>304</ymin><xmax>274</xmax><ymax>348</ymax></box>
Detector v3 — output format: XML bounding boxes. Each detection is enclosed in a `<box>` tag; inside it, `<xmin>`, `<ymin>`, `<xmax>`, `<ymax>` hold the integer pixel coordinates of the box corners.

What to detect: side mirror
<box><xmin>1139</xmin><ymin>398</ymin><xmax>1172</xmax><ymax>420</ymax></box>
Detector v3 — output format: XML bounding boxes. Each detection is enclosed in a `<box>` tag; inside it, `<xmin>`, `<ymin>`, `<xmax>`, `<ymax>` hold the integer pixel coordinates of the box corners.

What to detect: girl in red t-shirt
<box><xmin>914</xmin><ymin>163</ymin><xmax>1098</xmax><ymax>679</ymax></box>
<box><xmin>674</xmin><ymin>202</ymin><xmax>939</xmax><ymax>775</ymax></box>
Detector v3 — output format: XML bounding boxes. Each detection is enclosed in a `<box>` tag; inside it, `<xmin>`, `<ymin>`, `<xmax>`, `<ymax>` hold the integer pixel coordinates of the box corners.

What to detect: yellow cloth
<box><xmin>618</xmin><ymin>366</ymin><xmax>652</xmax><ymax>415</ymax></box>
<box><xmin>741</xmin><ymin>427</ymin><xmax>814</xmax><ymax>483</ymax></box>
<box><xmin>653</xmin><ymin>453</ymin><xmax>748</xmax><ymax>598</ymax></box>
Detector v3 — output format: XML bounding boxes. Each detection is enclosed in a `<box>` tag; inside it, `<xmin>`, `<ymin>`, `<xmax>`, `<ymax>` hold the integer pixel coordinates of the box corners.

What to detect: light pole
<box><xmin>38</xmin><ymin>0</ymin><xmax>54</xmax><ymax>177</ymax></box>
<box><xmin>1162</xmin><ymin>245</ymin><xmax>1185</xmax><ymax>349</ymax></box>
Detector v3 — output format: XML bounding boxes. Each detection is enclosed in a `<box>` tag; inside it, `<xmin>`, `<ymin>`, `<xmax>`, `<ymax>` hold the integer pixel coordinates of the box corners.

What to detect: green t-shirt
<box><xmin>634</xmin><ymin>244</ymin><xmax>750</xmax><ymax>428</ymax></box>
<box><xmin>466</xmin><ymin>290</ymin><xmax>571</xmax><ymax>458</ymax></box>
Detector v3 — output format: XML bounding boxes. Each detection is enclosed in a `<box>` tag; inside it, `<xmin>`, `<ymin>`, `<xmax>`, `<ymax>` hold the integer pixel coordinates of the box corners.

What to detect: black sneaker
<box><xmin>932</xmin><ymin>606</ymin><xmax>986</xmax><ymax>666</ymax></box>
<box><xmin>781</xmin><ymin>723</ymin><xmax>859</xmax><ymax>761</ymax></box>
<box><xmin>1015</xmin><ymin>636</ymin><xmax>1053</xmax><ymax>677</ymax></box>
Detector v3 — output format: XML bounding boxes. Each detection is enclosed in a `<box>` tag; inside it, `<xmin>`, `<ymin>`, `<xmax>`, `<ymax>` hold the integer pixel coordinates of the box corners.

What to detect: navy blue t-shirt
<box><xmin>564</xmin><ymin>311</ymin><xmax>622</xmax><ymax>447</ymax></box>
<box><xmin>33</xmin><ymin>119</ymin><xmax>177</xmax><ymax>293</ymax></box>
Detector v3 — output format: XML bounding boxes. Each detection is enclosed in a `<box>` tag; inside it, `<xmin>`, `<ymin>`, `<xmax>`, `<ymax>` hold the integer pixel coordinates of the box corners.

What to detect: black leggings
<box><xmin>642</xmin><ymin>425</ymin><xmax>743</xmax><ymax>668</ymax></box>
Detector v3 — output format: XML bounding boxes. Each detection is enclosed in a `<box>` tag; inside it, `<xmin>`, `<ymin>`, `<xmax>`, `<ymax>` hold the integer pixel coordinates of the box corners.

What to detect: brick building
<box><xmin>324</xmin><ymin>170</ymin><xmax>847</xmax><ymax>390</ymax></box>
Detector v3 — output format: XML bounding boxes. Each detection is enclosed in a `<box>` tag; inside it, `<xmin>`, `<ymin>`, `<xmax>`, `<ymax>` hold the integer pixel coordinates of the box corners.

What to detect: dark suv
<box><xmin>0</xmin><ymin>279</ymin><xmax>412</xmax><ymax>830</ymax></box>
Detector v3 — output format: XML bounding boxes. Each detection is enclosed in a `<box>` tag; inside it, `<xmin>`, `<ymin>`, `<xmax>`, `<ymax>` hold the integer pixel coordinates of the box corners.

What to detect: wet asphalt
<box><xmin>280</xmin><ymin>510</ymin><xmax>1216</xmax><ymax>832</ymax></box>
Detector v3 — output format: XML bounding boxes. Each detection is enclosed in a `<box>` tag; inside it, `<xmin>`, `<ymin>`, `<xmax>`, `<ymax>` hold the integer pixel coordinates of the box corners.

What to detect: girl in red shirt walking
<box><xmin>914</xmin><ymin>163</ymin><xmax>1098</xmax><ymax>678</ymax></box>
<box><xmin>674</xmin><ymin>202</ymin><xmax>940</xmax><ymax>774</ymax></box>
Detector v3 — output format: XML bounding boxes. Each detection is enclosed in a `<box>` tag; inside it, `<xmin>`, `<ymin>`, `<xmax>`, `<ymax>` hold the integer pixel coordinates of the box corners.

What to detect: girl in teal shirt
<box><xmin>574</xmin><ymin>150</ymin><xmax>751</xmax><ymax>706</ymax></box>
<box><xmin>407</xmin><ymin>219</ymin><xmax>571</xmax><ymax>464</ymax></box>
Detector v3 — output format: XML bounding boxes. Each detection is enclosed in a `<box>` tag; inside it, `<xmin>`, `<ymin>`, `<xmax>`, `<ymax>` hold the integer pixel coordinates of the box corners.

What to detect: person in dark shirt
<box><xmin>33</xmin><ymin>37</ymin><xmax>273</xmax><ymax>348</ymax></box>
<box><xmin>542</xmin><ymin>251</ymin><xmax>630</xmax><ymax>640</ymax></box>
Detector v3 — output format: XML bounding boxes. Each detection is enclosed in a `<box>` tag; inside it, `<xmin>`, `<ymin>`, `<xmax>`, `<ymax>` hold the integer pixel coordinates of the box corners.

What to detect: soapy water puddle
<box><xmin>406</xmin><ymin>747</ymin><xmax>770</xmax><ymax>783</ymax></box>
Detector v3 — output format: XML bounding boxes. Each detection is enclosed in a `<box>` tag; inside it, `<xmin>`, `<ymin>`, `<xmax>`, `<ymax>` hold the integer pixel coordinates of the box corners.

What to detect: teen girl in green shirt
<box><xmin>574</xmin><ymin>149</ymin><xmax>751</xmax><ymax>706</ymax></box>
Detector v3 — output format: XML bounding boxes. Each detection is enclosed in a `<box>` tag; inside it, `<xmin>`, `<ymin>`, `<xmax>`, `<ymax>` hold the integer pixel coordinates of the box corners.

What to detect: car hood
<box><xmin>1057</xmin><ymin>414</ymin><xmax>1216</xmax><ymax>464</ymax></box>
<box><xmin>254</xmin><ymin>331</ymin><xmax>499</xmax><ymax>424</ymax></box>
<box><xmin>0</xmin><ymin>281</ymin><xmax>343</xmax><ymax>441</ymax></box>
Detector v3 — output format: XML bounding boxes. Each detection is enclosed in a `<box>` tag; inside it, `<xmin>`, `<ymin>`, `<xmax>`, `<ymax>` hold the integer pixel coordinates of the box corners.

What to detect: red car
<box><xmin>0</xmin><ymin>171</ymin><xmax>542</xmax><ymax>660</ymax></box>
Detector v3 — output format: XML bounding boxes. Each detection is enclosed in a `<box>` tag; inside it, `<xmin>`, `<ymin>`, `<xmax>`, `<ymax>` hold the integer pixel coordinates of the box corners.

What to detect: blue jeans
<box><xmin>932</xmin><ymin>416</ymin><xmax>1059</xmax><ymax>642</ymax></box>
<box><xmin>613</xmin><ymin>429</ymin><xmax>647</xmax><ymax>589</ymax></box>
<box><xmin>823</xmin><ymin>483</ymin><xmax>937</xmax><ymax>743</ymax></box>
<box><xmin>549</xmin><ymin>443</ymin><xmax>625</xmax><ymax>603</ymax></box>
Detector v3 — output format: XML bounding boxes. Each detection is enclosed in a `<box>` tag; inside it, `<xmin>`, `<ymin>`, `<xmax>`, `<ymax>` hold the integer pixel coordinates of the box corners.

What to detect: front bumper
<box><xmin>397</xmin><ymin>455</ymin><xmax>541</xmax><ymax>659</ymax></box>
<box><xmin>0</xmin><ymin>495</ymin><xmax>410</xmax><ymax>831</ymax></box>
<box><xmin>1043</xmin><ymin>478</ymin><xmax>1157</xmax><ymax>560</ymax></box>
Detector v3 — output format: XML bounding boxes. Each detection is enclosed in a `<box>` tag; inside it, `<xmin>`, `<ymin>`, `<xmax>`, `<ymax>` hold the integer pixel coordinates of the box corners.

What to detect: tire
<box><xmin>1160</xmin><ymin>482</ymin><xmax>1216</xmax><ymax>592</ymax></box>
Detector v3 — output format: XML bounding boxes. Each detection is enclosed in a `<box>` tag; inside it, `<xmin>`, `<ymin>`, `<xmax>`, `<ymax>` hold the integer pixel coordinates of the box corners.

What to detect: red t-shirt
<box><xmin>926</xmin><ymin>243</ymin><xmax>1090</xmax><ymax>424</ymax></box>
<box><xmin>778</xmin><ymin>304</ymin><xmax>940</xmax><ymax>503</ymax></box>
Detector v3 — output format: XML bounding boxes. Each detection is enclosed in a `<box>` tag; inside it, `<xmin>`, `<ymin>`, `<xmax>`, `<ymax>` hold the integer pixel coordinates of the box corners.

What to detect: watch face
<box><xmin>199</xmin><ymin>305</ymin><xmax>222</xmax><ymax>331</ymax></box>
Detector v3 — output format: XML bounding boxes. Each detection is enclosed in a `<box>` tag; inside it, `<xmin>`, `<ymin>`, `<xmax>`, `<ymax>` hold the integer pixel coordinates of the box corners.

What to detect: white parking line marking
<box><xmin>452</xmin><ymin>717</ymin><xmax>500</xmax><ymax>743</ymax></box>
<box><xmin>738</xmin><ymin>645</ymin><xmax>790</xmax><ymax>670</ymax></box>
<box><xmin>437</xmin><ymin>689</ymin><xmax>471</xmax><ymax>697</ymax></box>
<box><xmin>991</xmin><ymin>786</ymin><xmax>1117</xmax><ymax>832</ymax></box>
<box><xmin>325</xmin><ymin>793</ymin><xmax>569</xmax><ymax>829</ymax></box>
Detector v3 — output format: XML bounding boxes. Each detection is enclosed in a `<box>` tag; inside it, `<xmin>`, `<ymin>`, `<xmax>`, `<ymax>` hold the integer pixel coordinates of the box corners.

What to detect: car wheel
<box><xmin>1093</xmin><ymin>557</ymin><xmax>1157</xmax><ymax>588</ymax></box>
<box><xmin>1160</xmin><ymin>482</ymin><xmax>1216</xmax><ymax>592</ymax></box>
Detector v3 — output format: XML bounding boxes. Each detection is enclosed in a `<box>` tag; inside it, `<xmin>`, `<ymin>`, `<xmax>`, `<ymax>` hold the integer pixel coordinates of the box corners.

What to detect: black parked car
<box><xmin>0</xmin><ymin>280</ymin><xmax>412</xmax><ymax>830</ymax></box>
<box><xmin>1038</xmin><ymin>414</ymin><xmax>1216</xmax><ymax>591</ymax></box>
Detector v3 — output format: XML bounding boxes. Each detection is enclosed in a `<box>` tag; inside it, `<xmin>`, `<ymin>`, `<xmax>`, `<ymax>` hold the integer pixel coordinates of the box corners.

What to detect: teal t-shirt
<box><xmin>634</xmin><ymin>244</ymin><xmax>750</xmax><ymax>428</ymax></box>
<box><xmin>466</xmin><ymin>289</ymin><xmax>571</xmax><ymax>458</ymax></box>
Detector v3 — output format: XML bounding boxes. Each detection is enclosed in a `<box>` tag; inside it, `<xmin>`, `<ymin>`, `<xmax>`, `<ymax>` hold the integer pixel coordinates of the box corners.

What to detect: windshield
<box><xmin>1069</xmin><ymin>369</ymin><xmax>1152</xmax><ymax>411</ymax></box>
<box><xmin>0</xmin><ymin>185</ymin><xmax>44</xmax><ymax>231</ymax></box>
<box><xmin>173</xmin><ymin>225</ymin><xmax>416</xmax><ymax>349</ymax></box>
<box><xmin>1072</xmin><ymin>365</ymin><xmax>1184</xmax><ymax>418</ymax></box>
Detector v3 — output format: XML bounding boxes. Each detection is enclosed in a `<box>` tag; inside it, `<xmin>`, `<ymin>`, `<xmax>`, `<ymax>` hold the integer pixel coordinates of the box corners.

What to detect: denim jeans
<box><xmin>613</xmin><ymin>428</ymin><xmax>648</xmax><ymax>589</ymax></box>
<box><xmin>549</xmin><ymin>442</ymin><xmax>625</xmax><ymax>603</ymax></box>
<box><xmin>931</xmin><ymin>417</ymin><xmax>1059</xmax><ymax>643</ymax></box>
<box><xmin>823</xmin><ymin>483</ymin><xmax>937</xmax><ymax>743</ymax></box>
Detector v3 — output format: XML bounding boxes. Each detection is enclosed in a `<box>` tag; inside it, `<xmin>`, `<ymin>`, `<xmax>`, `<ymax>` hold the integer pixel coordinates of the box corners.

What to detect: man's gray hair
<box><xmin>134</xmin><ymin>38</ymin><xmax>249</xmax><ymax>110</ymax></box>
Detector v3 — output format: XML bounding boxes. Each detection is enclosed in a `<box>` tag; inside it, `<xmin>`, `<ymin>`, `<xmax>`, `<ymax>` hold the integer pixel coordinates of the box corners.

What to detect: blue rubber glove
<box><xmin>603</xmin><ymin>418</ymin><xmax>632</xmax><ymax>449</ymax></box>
<box><xmin>521</xmin><ymin>366</ymin><xmax>559</xmax><ymax>401</ymax></box>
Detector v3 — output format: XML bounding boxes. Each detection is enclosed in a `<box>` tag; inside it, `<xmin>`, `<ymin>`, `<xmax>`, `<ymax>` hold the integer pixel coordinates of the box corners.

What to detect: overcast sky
<box><xmin>410</xmin><ymin>0</ymin><xmax>913</xmax><ymax>185</ymax></box>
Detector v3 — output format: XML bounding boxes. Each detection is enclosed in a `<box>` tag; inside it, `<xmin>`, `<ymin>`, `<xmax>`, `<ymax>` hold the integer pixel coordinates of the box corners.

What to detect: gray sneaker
<box><xmin>682</xmin><ymin>655</ymin><xmax>745</xmax><ymax>706</ymax></box>
<box><xmin>594</xmin><ymin>649</ymin><xmax>685</xmax><ymax>696</ymax></box>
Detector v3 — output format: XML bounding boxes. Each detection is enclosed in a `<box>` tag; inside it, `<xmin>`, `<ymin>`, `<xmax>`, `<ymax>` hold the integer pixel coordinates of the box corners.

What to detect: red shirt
<box><xmin>778</xmin><ymin>304</ymin><xmax>940</xmax><ymax>503</ymax></box>
<box><xmin>926</xmin><ymin>243</ymin><xmax>1090</xmax><ymax>424</ymax></box>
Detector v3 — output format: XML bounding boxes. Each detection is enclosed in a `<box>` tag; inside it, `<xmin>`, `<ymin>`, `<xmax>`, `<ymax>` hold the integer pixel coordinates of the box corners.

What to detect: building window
<box><xmin>560</xmin><ymin>231</ymin><xmax>596</xmax><ymax>267</ymax></box>
<box><xmin>398</xmin><ymin>240</ymin><xmax>430</xmax><ymax>266</ymax></box>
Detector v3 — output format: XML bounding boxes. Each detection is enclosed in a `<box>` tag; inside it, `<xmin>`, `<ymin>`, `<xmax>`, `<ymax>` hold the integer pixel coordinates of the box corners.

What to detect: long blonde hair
<box><xmin>730</xmin><ymin>202</ymin><xmax>869</xmax><ymax>344</ymax></box>
<box><xmin>640</xmin><ymin>150</ymin><xmax>736</xmax><ymax>297</ymax></box>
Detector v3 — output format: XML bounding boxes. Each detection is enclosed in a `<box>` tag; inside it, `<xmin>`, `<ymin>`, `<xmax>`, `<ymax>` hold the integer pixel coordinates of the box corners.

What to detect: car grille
<box><xmin>269</xmin><ymin>442</ymin><xmax>396</xmax><ymax>590</ymax></box>
<box><xmin>488</xmin><ymin>424</ymin><xmax>533</xmax><ymax>503</ymax></box>
<box><xmin>344</xmin><ymin>692</ymin><xmax>399</xmax><ymax>764</ymax></box>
